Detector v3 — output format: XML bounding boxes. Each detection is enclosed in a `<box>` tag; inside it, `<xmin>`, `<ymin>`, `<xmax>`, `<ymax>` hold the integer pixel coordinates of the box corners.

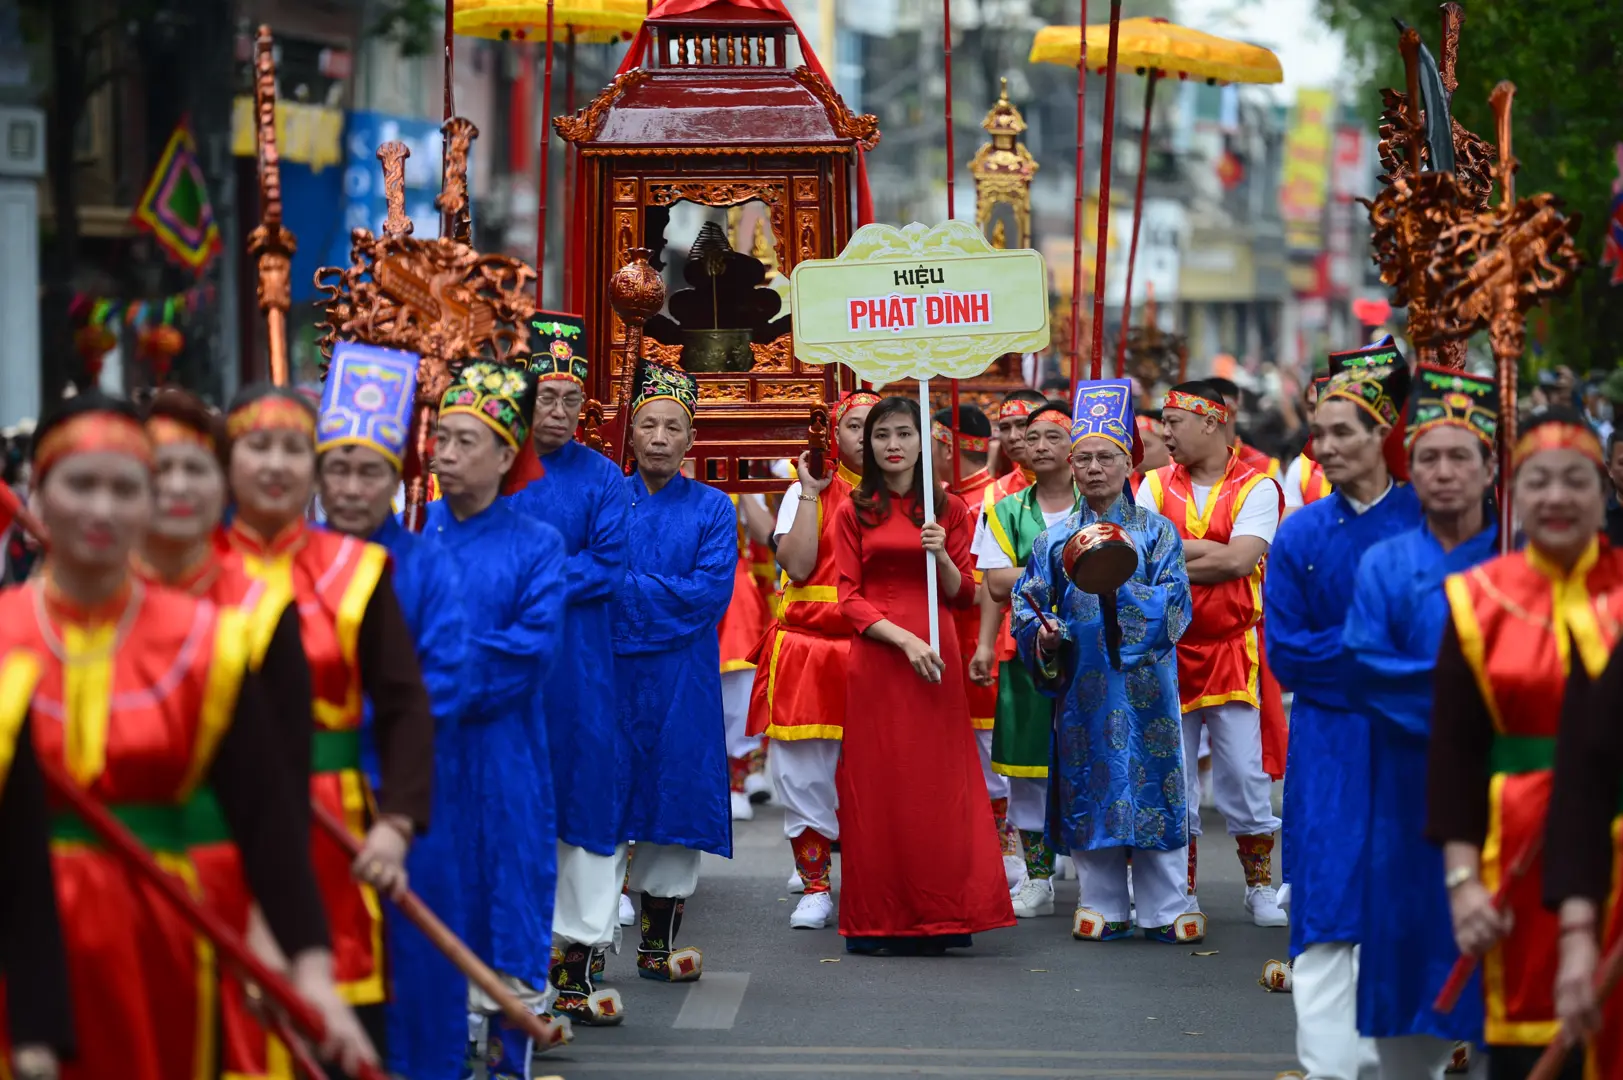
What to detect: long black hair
<box><xmin>851</xmin><ymin>395</ymin><xmax>947</xmax><ymax>527</ymax></box>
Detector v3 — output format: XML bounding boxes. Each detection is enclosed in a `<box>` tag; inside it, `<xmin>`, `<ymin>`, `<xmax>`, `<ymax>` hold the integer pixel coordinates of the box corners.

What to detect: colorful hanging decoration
<box><xmin>132</xmin><ymin>119</ymin><xmax>223</xmax><ymax>274</ymax></box>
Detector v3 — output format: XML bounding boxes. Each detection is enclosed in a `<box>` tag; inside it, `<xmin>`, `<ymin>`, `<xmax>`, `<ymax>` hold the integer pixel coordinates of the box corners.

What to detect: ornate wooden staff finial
<box><xmin>247</xmin><ymin>25</ymin><xmax>297</xmax><ymax>386</ymax></box>
<box><xmin>606</xmin><ymin>248</ymin><xmax>667</xmax><ymax>467</ymax></box>
<box><xmin>1426</xmin><ymin>80</ymin><xmax>1583</xmax><ymax>552</ymax></box>
<box><xmin>376</xmin><ymin>141</ymin><xmax>414</xmax><ymax>238</ymax></box>
<box><xmin>437</xmin><ymin>117</ymin><xmax>478</xmax><ymax>244</ymax></box>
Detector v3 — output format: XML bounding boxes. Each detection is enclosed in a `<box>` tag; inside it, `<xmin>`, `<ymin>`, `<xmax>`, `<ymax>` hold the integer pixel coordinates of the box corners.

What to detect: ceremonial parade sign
<box><xmin>789</xmin><ymin>220</ymin><xmax>1050</xmax><ymax>384</ymax></box>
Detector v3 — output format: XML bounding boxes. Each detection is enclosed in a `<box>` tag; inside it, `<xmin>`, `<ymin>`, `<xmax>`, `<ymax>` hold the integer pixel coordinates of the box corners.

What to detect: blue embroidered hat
<box><xmin>1069</xmin><ymin>379</ymin><xmax>1135</xmax><ymax>455</ymax></box>
<box><xmin>316</xmin><ymin>341</ymin><xmax>420</xmax><ymax>469</ymax></box>
<box><xmin>529</xmin><ymin>312</ymin><xmax>589</xmax><ymax>386</ymax></box>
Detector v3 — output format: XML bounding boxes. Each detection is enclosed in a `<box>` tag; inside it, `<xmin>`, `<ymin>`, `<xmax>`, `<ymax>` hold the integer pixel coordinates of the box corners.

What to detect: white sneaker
<box><xmin>618</xmin><ymin>893</ymin><xmax>636</xmax><ymax>927</ymax></box>
<box><xmin>1011</xmin><ymin>876</ymin><xmax>1055</xmax><ymax>918</ymax></box>
<box><xmin>743</xmin><ymin>770</ymin><xmax>772</xmax><ymax>804</ymax></box>
<box><xmin>789</xmin><ymin>890</ymin><xmax>834</xmax><ymax>929</ymax></box>
<box><xmin>787</xmin><ymin>870</ymin><xmax>805</xmax><ymax>894</ymax></box>
<box><xmin>1003</xmin><ymin>855</ymin><xmax>1027</xmax><ymax>891</ymax></box>
<box><xmin>1246</xmin><ymin>885</ymin><xmax>1289</xmax><ymax>927</ymax></box>
<box><xmin>730</xmin><ymin>791</ymin><xmax>754</xmax><ymax>821</ymax></box>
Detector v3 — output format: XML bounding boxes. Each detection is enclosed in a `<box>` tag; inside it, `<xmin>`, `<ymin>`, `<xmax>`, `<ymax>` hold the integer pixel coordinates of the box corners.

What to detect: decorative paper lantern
<box><xmin>139</xmin><ymin>324</ymin><xmax>186</xmax><ymax>383</ymax></box>
<box><xmin>74</xmin><ymin>324</ymin><xmax>118</xmax><ymax>384</ymax></box>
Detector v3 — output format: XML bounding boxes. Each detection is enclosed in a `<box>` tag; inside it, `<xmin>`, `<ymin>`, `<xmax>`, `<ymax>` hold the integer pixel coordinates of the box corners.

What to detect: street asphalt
<box><xmin>535</xmin><ymin>799</ymin><xmax>1299</xmax><ymax>1080</ymax></box>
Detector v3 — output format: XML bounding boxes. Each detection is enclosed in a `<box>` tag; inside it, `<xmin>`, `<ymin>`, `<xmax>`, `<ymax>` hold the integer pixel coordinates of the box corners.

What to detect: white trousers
<box><xmin>468</xmin><ymin>972</ymin><xmax>551</xmax><ymax>1016</ymax></box>
<box><xmin>1077</xmin><ymin>846</ymin><xmax>1188</xmax><ymax>928</ymax></box>
<box><xmin>976</xmin><ymin>729</ymin><xmax>1009</xmax><ymax>801</ymax></box>
<box><xmin>627</xmin><ymin>842</ymin><xmax>702</xmax><ymax>899</ymax></box>
<box><xmin>1294</xmin><ymin>942</ymin><xmax>1379</xmax><ymax>1080</ymax></box>
<box><xmin>1374</xmin><ymin>1035</ymin><xmax>1483</xmax><ymax>1080</ymax></box>
<box><xmin>723</xmin><ymin>668</ymin><xmax>760</xmax><ymax>759</ymax></box>
<box><xmin>769</xmin><ymin>737</ymin><xmax>840</xmax><ymax>840</ymax></box>
<box><xmin>1007</xmin><ymin>776</ymin><xmax>1048</xmax><ymax>832</ymax></box>
<box><xmin>552</xmin><ymin>841</ymin><xmax>630</xmax><ymax>948</ymax></box>
<box><xmin>1182</xmin><ymin>703</ymin><xmax>1281</xmax><ymax>837</ymax></box>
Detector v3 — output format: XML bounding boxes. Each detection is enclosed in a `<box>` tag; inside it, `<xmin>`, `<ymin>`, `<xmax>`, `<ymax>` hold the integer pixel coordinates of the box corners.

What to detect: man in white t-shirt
<box><xmin>1135</xmin><ymin>380</ymin><xmax>1287</xmax><ymax>929</ymax></box>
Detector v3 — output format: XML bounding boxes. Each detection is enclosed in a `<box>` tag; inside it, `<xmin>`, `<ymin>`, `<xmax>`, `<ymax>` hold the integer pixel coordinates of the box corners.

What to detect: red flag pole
<box><xmin>1087</xmin><ymin>0</ymin><xmax>1122</xmax><ymax>381</ymax></box>
<box><xmin>1114</xmin><ymin>68</ymin><xmax>1157</xmax><ymax>378</ymax></box>
<box><xmin>1067</xmin><ymin>0</ymin><xmax>1089</xmax><ymax>398</ymax></box>
<box><xmin>942</xmin><ymin>0</ymin><xmax>961</xmax><ymax>484</ymax></box>
<box><xmin>536</xmin><ymin>0</ymin><xmax>557</xmax><ymax>305</ymax></box>
<box><xmin>36</xmin><ymin>757</ymin><xmax>390</xmax><ymax>1080</ymax></box>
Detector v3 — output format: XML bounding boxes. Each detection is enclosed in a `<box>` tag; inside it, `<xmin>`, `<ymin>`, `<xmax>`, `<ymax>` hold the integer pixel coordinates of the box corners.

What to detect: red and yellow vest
<box><xmin>1235</xmin><ymin>440</ymin><xmax>1280</xmax><ymax>480</ymax></box>
<box><xmin>953</xmin><ymin>466</ymin><xmax>998</xmax><ymax>731</ymax></box>
<box><xmin>1143</xmin><ymin>453</ymin><xmax>1279</xmax><ymax>711</ymax></box>
<box><xmin>1294</xmin><ymin>453</ymin><xmax>1331</xmax><ymax>505</ymax></box>
<box><xmin>720</xmin><ymin>495</ymin><xmax>773</xmax><ymax>674</ymax></box>
<box><xmin>1445</xmin><ymin>538</ymin><xmax>1623</xmax><ymax>1050</ymax></box>
<box><xmin>776</xmin><ymin>465</ymin><xmax>859</xmax><ymax>638</ymax></box>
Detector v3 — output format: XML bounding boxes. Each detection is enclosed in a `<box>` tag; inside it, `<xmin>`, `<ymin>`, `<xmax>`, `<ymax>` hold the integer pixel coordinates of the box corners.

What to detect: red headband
<box><xmin>146</xmin><ymin>415</ymin><xmax>216</xmax><ymax>454</ymax></box>
<box><xmin>226</xmin><ymin>396</ymin><xmax>316</xmax><ymax>441</ymax></box>
<box><xmin>1027</xmin><ymin>408</ymin><xmax>1071</xmax><ymax>431</ymax></box>
<box><xmin>1163</xmin><ymin>390</ymin><xmax>1229</xmax><ymax>424</ymax></box>
<box><xmin>833</xmin><ymin>391</ymin><xmax>882</xmax><ymax>426</ymax></box>
<box><xmin>999</xmin><ymin>398</ymin><xmax>1038</xmax><ymax>421</ymax></box>
<box><xmin>1512</xmin><ymin>422</ymin><xmax>1604</xmax><ymax>473</ymax></box>
<box><xmin>35</xmin><ymin>413</ymin><xmax>154</xmax><ymax>480</ymax></box>
<box><xmin>1136</xmin><ymin>414</ymin><xmax>1165</xmax><ymax>435</ymax></box>
<box><xmin>931</xmin><ymin>420</ymin><xmax>989</xmax><ymax>454</ymax></box>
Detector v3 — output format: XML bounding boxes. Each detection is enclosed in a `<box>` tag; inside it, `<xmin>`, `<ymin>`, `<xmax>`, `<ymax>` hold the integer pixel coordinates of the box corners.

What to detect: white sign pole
<box><xmin>917</xmin><ymin>375</ymin><xmax>940</xmax><ymax>655</ymax></box>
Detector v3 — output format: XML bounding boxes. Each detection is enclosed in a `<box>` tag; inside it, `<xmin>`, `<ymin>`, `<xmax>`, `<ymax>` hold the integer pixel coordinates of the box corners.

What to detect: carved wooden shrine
<box><xmin>556</xmin><ymin>2</ymin><xmax>878</xmax><ymax>492</ymax></box>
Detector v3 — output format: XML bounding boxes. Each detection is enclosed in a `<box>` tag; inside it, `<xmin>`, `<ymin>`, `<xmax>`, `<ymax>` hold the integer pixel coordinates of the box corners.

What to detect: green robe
<box><xmin>987</xmin><ymin>484</ymin><xmax>1080</xmax><ymax>777</ymax></box>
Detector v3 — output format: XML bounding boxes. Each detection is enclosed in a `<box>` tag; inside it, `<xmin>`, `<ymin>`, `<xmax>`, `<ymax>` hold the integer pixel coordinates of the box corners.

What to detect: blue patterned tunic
<box><xmin>614</xmin><ymin>472</ymin><xmax>737</xmax><ymax>856</ymax></box>
<box><xmin>424</xmin><ymin>497</ymin><xmax>566</xmax><ymax>989</ymax></box>
<box><xmin>508</xmin><ymin>439</ymin><xmax>632</xmax><ymax>856</ymax></box>
<box><xmin>1344</xmin><ymin>522</ymin><xmax>1496</xmax><ymax>1045</ymax></box>
<box><xmin>358</xmin><ymin>514</ymin><xmax>470</xmax><ymax>1080</ymax></box>
<box><xmin>1011</xmin><ymin>494</ymin><xmax>1192</xmax><ymax>854</ymax></box>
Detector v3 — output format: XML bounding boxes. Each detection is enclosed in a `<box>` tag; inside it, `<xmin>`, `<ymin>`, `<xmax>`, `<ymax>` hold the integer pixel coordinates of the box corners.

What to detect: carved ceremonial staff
<box><xmin>249</xmin><ymin>26</ymin><xmax>297</xmax><ymax>386</ymax></box>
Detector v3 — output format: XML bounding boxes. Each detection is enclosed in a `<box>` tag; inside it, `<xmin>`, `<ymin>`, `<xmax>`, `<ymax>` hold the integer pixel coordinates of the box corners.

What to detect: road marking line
<box><xmin>572</xmin><ymin>1046</ymin><xmax>1294</xmax><ymax>1064</ymax></box>
<box><xmin>671</xmin><ymin>972</ymin><xmax>750</xmax><ymax>1030</ymax></box>
<box><xmin>559</xmin><ymin>1064</ymin><xmax>1270</xmax><ymax>1077</ymax></box>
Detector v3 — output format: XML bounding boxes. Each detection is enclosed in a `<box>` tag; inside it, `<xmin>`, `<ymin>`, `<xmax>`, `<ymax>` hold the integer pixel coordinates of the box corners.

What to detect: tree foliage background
<box><xmin>1316</xmin><ymin>0</ymin><xmax>1623</xmax><ymax>373</ymax></box>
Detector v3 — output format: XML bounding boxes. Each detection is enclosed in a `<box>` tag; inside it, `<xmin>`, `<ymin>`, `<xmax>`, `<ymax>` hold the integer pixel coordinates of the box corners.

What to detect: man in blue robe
<box><xmin>1265</xmin><ymin>357</ymin><xmax>1423</xmax><ymax>1079</ymax></box>
<box><xmin>1011</xmin><ymin>381</ymin><xmax>1201</xmax><ymax>944</ymax></box>
<box><xmin>507</xmin><ymin>317</ymin><xmax>633</xmax><ymax>1025</ymax></box>
<box><xmin>1343</xmin><ymin>366</ymin><xmax>1498</xmax><ymax>1078</ymax></box>
<box><xmin>614</xmin><ymin>361</ymin><xmax>736</xmax><ymax>984</ymax></box>
<box><xmin>316</xmin><ymin>342</ymin><xmax>471</xmax><ymax>1080</ymax></box>
<box><xmin>428</xmin><ymin>361</ymin><xmax>569</xmax><ymax>1074</ymax></box>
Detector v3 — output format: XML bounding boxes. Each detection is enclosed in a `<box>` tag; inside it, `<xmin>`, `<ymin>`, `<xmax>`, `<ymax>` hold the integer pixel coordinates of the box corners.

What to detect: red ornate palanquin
<box><xmin>557</xmin><ymin>2</ymin><xmax>875</xmax><ymax>493</ymax></box>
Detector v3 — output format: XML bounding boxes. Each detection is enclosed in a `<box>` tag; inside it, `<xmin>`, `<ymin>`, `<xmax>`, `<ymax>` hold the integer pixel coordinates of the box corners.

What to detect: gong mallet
<box><xmin>311</xmin><ymin>802</ymin><xmax>571</xmax><ymax>1051</ymax></box>
<box><xmin>36</xmin><ymin>757</ymin><xmax>390</xmax><ymax>1080</ymax></box>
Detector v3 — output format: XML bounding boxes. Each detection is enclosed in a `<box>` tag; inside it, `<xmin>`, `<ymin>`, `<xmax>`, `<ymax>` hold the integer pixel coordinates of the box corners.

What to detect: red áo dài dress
<box><xmin>221</xmin><ymin>518</ymin><xmax>433</xmax><ymax>1008</ymax></box>
<box><xmin>0</xmin><ymin>578</ymin><xmax>330</xmax><ymax>1080</ymax></box>
<box><xmin>133</xmin><ymin>547</ymin><xmax>313</xmax><ymax>1080</ymax></box>
<box><xmin>832</xmin><ymin>491</ymin><xmax>1016</xmax><ymax>949</ymax></box>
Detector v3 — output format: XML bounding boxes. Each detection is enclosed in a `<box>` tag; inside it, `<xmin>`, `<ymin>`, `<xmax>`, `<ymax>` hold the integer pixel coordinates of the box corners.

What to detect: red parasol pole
<box><xmin>1087</xmin><ymin>0</ymin><xmax>1122</xmax><ymax>380</ymax></box>
<box><xmin>440</xmin><ymin>1</ymin><xmax>456</xmax><ymax>238</ymax></box>
<box><xmin>563</xmin><ymin>27</ymin><xmax>577</xmax><ymax>302</ymax></box>
<box><xmin>1114</xmin><ymin>68</ymin><xmax>1157</xmax><ymax>378</ymax></box>
<box><xmin>536</xmin><ymin>0</ymin><xmax>557</xmax><ymax>305</ymax></box>
<box><xmin>36</xmin><ymin>757</ymin><xmax>390</xmax><ymax>1080</ymax></box>
<box><xmin>1067</xmin><ymin>0</ymin><xmax>1088</xmax><ymax>398</ymax></box>
<box><xmin>942</xmin><ymin>0</ymin><xmax>961</xmax><ymax>484</ymax></box>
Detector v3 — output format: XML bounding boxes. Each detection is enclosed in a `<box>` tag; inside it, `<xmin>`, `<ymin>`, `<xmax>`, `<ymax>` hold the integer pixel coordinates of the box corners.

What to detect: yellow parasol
<box><xmin>1029</xmin><ymin>17</ymin><xmax>1282</xmax><ymax>84</ymax></box>
<box><xmin>456</xmin><ymin>0</ymin><xmax>649</xmax><ymax>306</ymax></box>
<box><xmin>453</xmin><ymin>0</ymin><xmax>645</xmax><ymax>43</ymax></box>
<box><xmin>1031</xmin><ymin>17</ymin><xmax>1281</xmax><ymax>379</ymax></box>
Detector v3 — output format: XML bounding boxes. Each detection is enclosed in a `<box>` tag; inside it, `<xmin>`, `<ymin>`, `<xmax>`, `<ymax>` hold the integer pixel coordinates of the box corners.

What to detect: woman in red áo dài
<box><xmin>0</xmin><ymin>392</ymin><xmax>373</xmax><ymax>1080</ymax></box>
<box><xmin>132</xmin><ymin>389</ymin><xmax>316</xmax><ymax>1080</ymax></box>
<box><xmin>1426</xmin><ymin>408</ymin><xmax>1623</xmax><ymax>1079</ymax></box>
<box><xmin>218</xmin><ymin>385</ymin><xmax>435</xmax><ymax>1056</ymax></box>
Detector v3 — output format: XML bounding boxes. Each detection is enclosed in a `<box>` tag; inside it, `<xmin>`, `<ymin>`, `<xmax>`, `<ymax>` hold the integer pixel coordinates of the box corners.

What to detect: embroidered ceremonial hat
<box><xmin>528</xmin><ymin>313</ymin><xmax>589</xmax><ymax>386</ymax></box>
<box><xmin>1320</xmin><ymin>364</ymin><xmax>1409</xmax><ymax>427</ymax></box>
<box><xmin>440</xmin><ymin>361</ymin><xmax>537</xmax><ymax>451</ymax></box>
<box><xmin>1405</xmin><ymin>363</ymin><xmax>1497</xmax><ymax>451</ymax></box>
<box><xmin>317</xmin><ymin>341</ymin><xmax>420</xmax><ymax>469</ymax></box>
<box><xmin>631</xmin><ymin>361</ymin><xmax>699</xmax><ymax>419</ymax></box>
<box><xmin>1070</xmin><ymin>380</ymin><xmax>1135</xmax><ymax>454</ymax></box>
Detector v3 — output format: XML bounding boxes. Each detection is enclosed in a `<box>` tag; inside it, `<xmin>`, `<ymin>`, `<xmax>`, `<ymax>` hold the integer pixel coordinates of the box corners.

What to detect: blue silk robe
<box><xmin>424</xmin><ymin>497</ymin><xmax>566</xmax><ymax>989</ymax></box>
<box><xmin>614</xmin><ymin>472</ymin><xmax>736</xmax><ymax>856</ymax></box>
<box><xmin>507</xmin><ymin>440</ymin><xmax>631</xmax><ymax>856</ymax></box>
<box><xmin>1344</xmin><ymin>522</ymin><xmax>1496</xmax><ymax>1044</ymax></box>
<box><xmin>360</xmin><ymin>514</ymin><xmax>470</xmax><ymax>1080</ymax></box>
<box><xmin>1011</xmin><ymin>495</ymin><xmax>1192</xmax><ymax>854</ymax></box>
<box><xmin>1264</xmin><ymin>484</ymin><xmax>1423</xmax><ymax>958</ymax></box>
